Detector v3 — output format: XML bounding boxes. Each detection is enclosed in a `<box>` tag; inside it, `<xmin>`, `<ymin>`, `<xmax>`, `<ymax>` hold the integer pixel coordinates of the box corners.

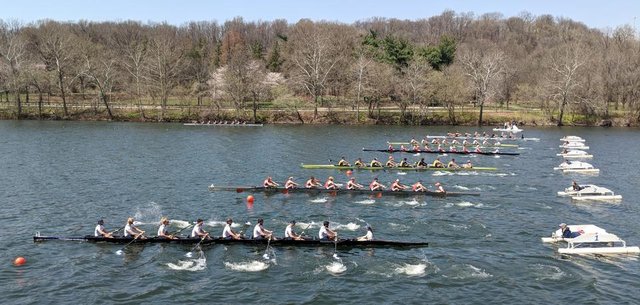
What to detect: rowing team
<box><xmin>264</xmin><ymin>176</ymin><xmax>446</xmax><ymax>192</ymax></box>
<box><xmin>408</xmin><ymin>137</ymin><xmax>504</xmax><ymax>146</ymax></box>
<box><xmin>443</xmin><ymin>131</ymin><xmax>523</xmax><ymax>139</ymax></box>
<box><xmin>337</xmin><ymin>156</ymin><xmax>473</xmax><ymax>169</ymax></box>
<box><xmin>388</xmin><ymin>142</ymin><xmax>500</xmax><ymax>153</ymax></box>
<box><xmin>95</xmin><ymin>218</ymin><xmax>372</xmax><ymax>241</ymax></box>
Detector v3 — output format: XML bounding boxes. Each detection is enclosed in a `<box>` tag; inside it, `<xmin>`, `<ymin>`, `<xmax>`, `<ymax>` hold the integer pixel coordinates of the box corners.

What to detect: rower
<box><xmin>415</xmin><ymin>157</ymin><xmax>428</xmax><ymax>167</ymax></box>
<box><xmin>390</xmin><ymin>179</ymin><xmax>407</xmax><ymax>191</ymax></box>
<box><xmin>222</xmin><ymin>218</ymin><xmax>242</xmax><ymax>240</ymax></box>
<box><xmin>437</xmin><ymin>144</ymin><xmax>444</xmax><ymax>152</ymax></box>
<box><xmin>410</xmin><ymin>138</ymin><xmax>419</xmax><ymax>146</ymax></box>
<box><xmin>472</xmin><ymin>139</ymin><xmax>480</xmax><ymax>146</ymax></box>
<box><xmin>462</xmin><ymin>160</ymin><xmax>473</xmax><ymax>168</ymax></box>
<box><xmin>431</xmin><ymin>138</ymin><xmax>440</xmax><ymax>145</ymax></box>
<box><xmin>124</xmin><ymin>217</ymin><xmax>145</xmax><ymax>239</ymax></box>
<box><xmin>412</xmin><ymin>180</ymin><xmax>427</xmax><ymax>192</ymax></box>
<box><xmin>253</xmin><ymin>218</ymin><xmax>275</xmax><ymax>240</ymax></box>
<box><xmin>157</xmin><ymin>217</ymin><xmax>177</xmax><ymax>239</ymax></box>
<box><xmin>400</xmin><ymin>144</ymin><xmax>408</xmax><ymax>152</ymax></box>
<box><xmin>434</xmin><ymin>182</ymin><xmax>445</xmax><ymax>193</ymax></box>
<box><xmin>354</xmin><ymin>158</ymin><xmax>365</xmax><ymax>167</ymax></box>
<box><xmin>263</xmin><ymin>176</ymin><xmax>279</xmax><ymax>188</ymax></box>
<box><xmin>369</xmin><ymin>177</ymin><xmax>386</xmax><ymax>191</ymax></box>
<box><xmin>385</xmin><ymin>155</ymin><xmax>397</xmax><ymax>167</ymax></box>
<box><xmin>462</xmin><ymin>139</ymin><xmax>470</xmax><ymax>146</ymax></box>
<box><xmin>421</xmin><ymin>138</ymin><xmax>429</xmax><ymax>146</ymax></box>
<box><xmin>191</xmin><ymin>218</ymin><xmax>211</xmax><ymax>239</ymax></box>
<box><xmin>449</xmin><ymin>145</ymin><xmax>457</xmax><ymax>152</ymax></box>
<box><xmin>387</xmin><ymin>143</ymin><xmax>394</xmax><ymax>151</ymax></box>
<box><xmin>474</xmin><ymin>145</ymin><xmax>482</xmax><ymax>153</ymax></box>
<box><xmin>370</xmin><ymin>158</ymin><xmax>382</xmax><ymax>167</ymax></box>
<box><xmin>447</xmin><ymin>158</ymin><xmax>460</xmax><ymax>168</ymax></box>
<box><xmin>412</xmin><ymin>144</ymin><xmax>421</xmax><ymax>152</ymax></box>
<box><xmin>441</xmin><ymin>138</ymin><xmax>448</xmax><ymax>145</ymax></box>
<box><xmin>432</xmin><ymin>157</ymin><xmax>445</xmax><ymax>168</ymax></box>
<box><xmin>324</xmin><ymin>176</ymin><xmax>339</xmax><ymax>190</ymax></box>
<box><xmin>284</xmin><ymin>220</ymin><xmax>304</xmax><ymax>240</ymax></box>
<box><xmin>562</xmin><ymin>148</ymin><xmax>569</xmax><ymax>154</ymax></box>
<box><xmin>398</xmin><ymin>157</ymin><xmax>411</xmax><ymax>168</ymax></box>
<box><xmin>319</xmin><ymin>221</ymin><xmax>337</xmax><ymax>241</ymax></box>
<box><xmin>337</xmin><ymin>156</ymin><xmax>350</xmax><ymax>166</ymax></box>
<box><xmin>423</xmin><ymin>144</ymin><xmax>431</xmax><ymax>152</ymax></box>
<box><xmin>305</xmin><ymin>176</ymin><xmax>322</xmax><ymax>189</ymax></box>
<box><xmin>284</xmin><ymin>177</ymin><xmax>299</xmax><ymax>189</ymax></box>
<box><xmin>451</xmin><ymin>139</ymin><xmax>459</xmax><ymax>145</ymax></box>
<box><xmin>356</xmin><ymin>226</ymin><xmax>374</xmax><ymax>241</ymax></box>
<box><xmin>462</xmin><ymin>145</ymin><xmax>470</xmax><ymax>153</ymax></box>
<box><xmin>94</xmin><ymin>219</ymin><xmax>113</xmax><ymax>238</ymax></box>
<box><xmin>346</xmin><ymin>177</ymin><xmax>364</xmax><ymax>190</ymax></box>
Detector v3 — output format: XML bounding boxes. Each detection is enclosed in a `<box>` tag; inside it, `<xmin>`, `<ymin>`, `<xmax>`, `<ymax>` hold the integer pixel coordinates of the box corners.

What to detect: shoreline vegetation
<box><xmin>2</xmin><ymin>11</ymin><xmax>640</xmax><ymax>127</ymax></box>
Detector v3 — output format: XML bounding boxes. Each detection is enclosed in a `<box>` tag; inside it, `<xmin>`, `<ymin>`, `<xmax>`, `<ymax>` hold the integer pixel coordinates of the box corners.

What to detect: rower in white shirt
<box><xmin>357</xmin><ymin>226</ymin><xmax>374</xmax><ymax>241</ymax></box>
<box><xmin>94</xmin><ymin>219</ymin><xmax>113</xmax><ymax>238</ymax></box>
<box><xmin>157</xmin><ymin>217</ymin><xmax>177</xmax><ymax>239</ymax></box>
<box><xmin>222</xmin><ymin>218</ymin><xmax>242</xmax><ymax>240</ymax></box>
<box><xmin>253</xmin><ymin>218</ymin><xmax>275</xmax><ymax>240</ymax></box>
<box><xmin>318</xmin><ymin>221</ymin><xmax>337</xmax><ymax>241</ymax></box>
<box><xmin>191</xmin><ymin>218</ymin><xmax>211</xmax><ymax>239</ymax></box>
<box><xmin>284</xmin><ymin>220</ymin><xmax>304</xmax><ymax>240</ymax></box>
<box><xmin>124</xmin><ymin>217</ymin><xmax>145</xmax><ymax>239</ymax></box>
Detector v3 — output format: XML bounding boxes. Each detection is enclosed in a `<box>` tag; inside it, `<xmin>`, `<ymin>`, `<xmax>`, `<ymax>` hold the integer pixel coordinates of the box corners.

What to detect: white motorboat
<box><xmin>556</xmin><ymin>150</ymin><xmax>593</xmax><ymax>159</ymax></box>
<box><xmin>492</xmin><ymin>125</ymin><xmax>523</xmax><ymax>133</ymax></box>
<box><xmin>557</xmin><ymin>185</ymin><xmax>622</xmax><ymax>201</ymax></box>
<box><xmin>560</xmin><ymin>136</ymin><xmax>585</xmax><ymax>142</ymax></box>
<box><xmin>541</xmin><ymin>224</ymin><xmax>639</xmax><ymax>255</ymax></box>
<box><xmin>553</xmin><ymin>161</ymin><xmax>599</xmax><ymax>174</ymax></box>
<box><xmin>559</xmin><ymin>142</ymin><xmax>589</xmax><ymax>150</ymax></box>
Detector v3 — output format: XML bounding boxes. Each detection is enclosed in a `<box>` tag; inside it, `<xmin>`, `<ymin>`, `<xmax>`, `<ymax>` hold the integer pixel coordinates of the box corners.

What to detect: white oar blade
<box><xmin>263</xmin><ymin>253</ymin><xmax>270</xmax><ymax>260</ymax></box>
<box><xmin>185</xmin><ymin>252</ymin><xmax>193</xmax><ymax>258</ymax></box>
<box><xmin>332</xmin><ymin>253</ymin><xmax>339</xmax><ymax>260</ymax></box>
<box><xmin>115</xmin><ymin>250</ymin><xmax>123</xmax><ymax>255</ymax></box>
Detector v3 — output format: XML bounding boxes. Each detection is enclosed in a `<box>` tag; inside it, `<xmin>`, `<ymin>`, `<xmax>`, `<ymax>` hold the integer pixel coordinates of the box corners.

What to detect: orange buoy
<box><xmin>247</xmin><ymin>195</ymin><xmax>255</xmax><ymax>203</ymax></box>
<box><xmin>14</xmin><ymin>257</ymin><xmax>26</xmax><ymax>266</ymax></box>
<box><xmin>346</xmin><ymin>170</ymin><xmax>353</xmax><ymax>176</ymax></box>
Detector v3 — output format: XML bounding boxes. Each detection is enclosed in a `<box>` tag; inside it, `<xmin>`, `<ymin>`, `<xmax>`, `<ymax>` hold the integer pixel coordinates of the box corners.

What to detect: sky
<box><xmin>1</xmin><ymin>0</ymin><xmax>637</xmax><ymax>30</ymax></box>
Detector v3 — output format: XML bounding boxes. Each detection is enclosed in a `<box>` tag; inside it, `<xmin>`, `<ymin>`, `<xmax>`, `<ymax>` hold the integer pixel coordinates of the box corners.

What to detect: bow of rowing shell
<box><xmin>33</xmin><ymin>235</ymin><xmax>428</xmax><ymax>248</ymax></box>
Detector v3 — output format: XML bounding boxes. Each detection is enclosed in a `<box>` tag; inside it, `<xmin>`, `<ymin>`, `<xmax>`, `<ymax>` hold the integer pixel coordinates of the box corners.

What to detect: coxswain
<box><xmin>415</xmin><ymin>157</ymin><xmax>428</xmax><ymax>167</ymax></box>
<box><xmin>390</xmin><ymin>179</ymin><xmax>407</xmax><ymax>191</ymax></box>
<box><xmin>222</xmin><ymin>218</ymin><xmax>242</xmax><ymax>240</ymax></box>
<box><xmin>263</xmin><ymin>176</ymin><xmax>279</xmax><ymax>188</ymax></box>
<box><xmin>253</xmin><ymin>218</ymin><xmax>275</xmax><ymax>240</ymax></box>
<box><xmin>369</xmin><ymin>177</ymin><xmax>386</xmax><ymax>191</ymax></box>
<box><xmin>157</xmin><ymin>217</ymin><xmax>177</xmax><ymax>239</ymax></box>
<box><xmin>447</xmin><ymin>158</ymin><xmax>460</xmax><ymax>168</ymax></box>
<box><xmin>337</xmin><ymin>156</ymin><xmax>350</xmax><ymax>166</ymax></box>
<box><xmin>370</xmin><ymin>158</ymin><xmax>383</xmax><ymax>167</ymax></box>
<box><xmin>191</xmin><ymin>218</ymin><xmax>211</xmax><ymax>239</ymax></box>
<box><xmin>124</xmin><ymin>217</ymin><xmax>145</xmax><ymax>239</ymax></box>
<box><xmin>356</xmin><ymin>226</ymin><xmax>374</xmax><ymax>241</ymax></box>
<box><xmin>319</xmin><ymin>221</ymin><xmax>337</xmax><ymax>241</ymax></box>
<box><xmin>434</xmin><ymin>182</ymin><xmax>446</xmax><ymax>193</ymax></box>
<box><xmin>94</xmin><ymin>219</ymin><xmax>113</xmax><ymax>238</ymax></box>
<box><xmin>285</xmin><ymin>177</ymin><xmax>299</xmax><ymax>189</ymax></box>
<box><xmin>462</xmin><ymin>160</ymin><xmax>473</xmax><ymax>168</ymax></box>
<box><xmin>346</xmin><ymin>177</ymin><xmax>364</xmax><ymax>190</ymax></box>
<box><xmin>398</xmin><ymin>157</ymin><xmax>411</xmax><ymax>168</ymax></box>
<box><xmin>354</xmin><ymin>158</ymin><xmax>365</xmax><ymax>167</ymax></box>
<box><xmin>305</xmin><ymin>176</ymin><xmax>322</xmax><ymax>188</ymax></box>
<box><xmin>412</xmin><ymin>180</ymin><xmax>427</xmax><ymax>192</ymax></box>
<box><xmin>284</xmin><ymin>220</ymin><xmax>304</xmax><ymax>240</ymax></box>
<box><xmin>325</xmin><ymin>176</ymin><xmax>339</xmax><ymax>190</ymax></box>
<box><xmin>385</xmin><ymin>155</ymin><xmax>396</xmax><ymax>167</ymax></box>
<box><xmin>432</xmin><ymin>157</ymin><xmax>445</xmax><ymax>168</ymax></box>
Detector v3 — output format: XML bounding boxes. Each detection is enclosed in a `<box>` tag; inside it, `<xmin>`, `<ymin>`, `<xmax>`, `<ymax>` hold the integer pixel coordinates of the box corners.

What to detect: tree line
<box><xmin>1</xmin><ymin>11</ymin><xmax>640</xmax><ymax>125</ymax></box>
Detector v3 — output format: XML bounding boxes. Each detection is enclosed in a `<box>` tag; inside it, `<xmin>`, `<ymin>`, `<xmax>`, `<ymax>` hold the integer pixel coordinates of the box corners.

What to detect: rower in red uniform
<box><xmin>412</xmin><ymin>180</ymin><xmax>427</xmax><ymax>192</ymax></box>
<box><xmin>324</xmin><ymin>176</ymin><xmax>339</xmax><ymax>190</ymax></box>
<box><xmin>434</xmin><ymin>182</ymin><xmax>446</xmax><ymax>193</ymax></box>
<box><xmin>387</xmin><ymin>143</ymin><xmax>395</xmax><ymax>151</ymax></box>
<box><xmin>263</xmin><ymin>176</ymin><xmax>279</xmax><ymax>188</ymax></box>
<box><xmin>305</xmin><ymin>176</ymin><xmax>322</xmax><ymax>189</ymax></box>
<box><xmin>462</xmin><ymin>145</ymin><xmax>470</xmax><ymax>153</ymax></box>
<box><xmin>370</xmin><ymin>178</ymin><xmax>386</xmax><ymax>191</ymax></box>
<box><xmin>449</xmin><ymin>145</ymin><xmax>457</xmax><ymax>152</ymax></box>
<box><xmin>474</xmin><ymin>145</ymin><xmax>482</xmax><ymax>153</ymax></box>
<box><xmin>346</xmin><ymin>177</ymin><xmax>364</xmax><ymax>190</ymax></box>
<box><xmin>390</xmin><ymin>179</ymin><xmax>407</xmax><ymax>191</ymax></box>
<box><xmin>284</xmin><ymin>177</ymin><xmax>299</xmax><ymax>189</ymax></box>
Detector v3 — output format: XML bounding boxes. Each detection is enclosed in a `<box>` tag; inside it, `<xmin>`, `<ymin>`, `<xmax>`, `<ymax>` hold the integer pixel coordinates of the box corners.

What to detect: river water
<box><xmin>1</xmin><ymin>121</ymin><xmax>639</xmax><ymax>304</ymax></box>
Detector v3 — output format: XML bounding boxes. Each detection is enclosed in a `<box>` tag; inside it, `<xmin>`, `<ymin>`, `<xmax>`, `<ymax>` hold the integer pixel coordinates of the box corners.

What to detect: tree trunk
<box><xmin>16</xmin><ymin>89</ymin><xmax>22</xmax><ymax>119</ymax></box>
<box><xmin>558</xmin><ymin>96</ymin><xmax>567</xmax><ymax>126</ymax></box>
<box><xmin>478</xmin><ymin>102</ymin><xmax>484</xmax><ymax>126</ymax></box>
<box><xmin>313</xmin><ymin>94</ymin><xmax>318</xmax><ymax>119</ymax></box>
<box><xmin>100</xmin><ymin>92</ymin><xmax>114</xmax><ymax>119</ymax></box>
<box><xmin>38</xmin><ymin>90</ymin><xmax>43</xmax><ymax>119</ymax></box>
<box><xmin>57</xmin><ymin>70</ymin><xmax>68</xmax><ymax>117</ymax></box>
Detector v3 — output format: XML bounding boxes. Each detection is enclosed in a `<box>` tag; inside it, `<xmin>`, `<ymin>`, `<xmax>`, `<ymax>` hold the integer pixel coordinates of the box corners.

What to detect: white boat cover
<box><xmin>560</xmin><ymin>136</ymin><xmax>585</xmax><ymax>142</ymax></box>
<box><xmin>554</xmin><ymin>161</ymin><xmax>594</xmax><ymax>170</ymax></box>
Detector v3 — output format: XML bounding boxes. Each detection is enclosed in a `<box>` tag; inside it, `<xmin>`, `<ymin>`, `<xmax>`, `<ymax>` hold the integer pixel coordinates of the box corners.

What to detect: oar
<box><xmin>185</xmin><ymin>233</ymin><xmax>209</xmax><ymax>258</ymax></box>
<box><xmin>169</xmin><ymin>223</ymin><xmax>194</xmax><ymax>238</ymax></box>
<box><xmin>239</xmin><ymin>221</ymin><xmax>251</xmax><ymax>238</ymax></box>
<box><xmin>262</xmin><ymin>236</ymin><xmax>273</xmax><ymax>260</ymax></box>
<box><xmin>111</xmin><ymin>225</ymin><xmax>125</xmax><ymax>236</ymax></box>
<box><xmin>332</xmin><ymin>232</ymin><xmax>340</xmax><ymax>260</ymax></box>
<box><xmin>115</xmin><ymin>233</ymin><xmax>142</xmax><ymax>255</ymax></box>
<box><xmin>299</xmin><ymin>223</ymin><xmax>312</xmax><ymax>238</ymax></box>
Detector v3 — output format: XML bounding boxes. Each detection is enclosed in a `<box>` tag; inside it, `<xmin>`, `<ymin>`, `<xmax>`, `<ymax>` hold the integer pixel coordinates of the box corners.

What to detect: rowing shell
<box><xmin>183</xmin><ymin>123</ymin><xmax>264</xmax><ymax>127</ymax></box>
<box><xmin>362</xmin><ymin>148</ymin><xmax>520</xmax><ymax>156</ymax></box>
<box><xmin>387</xmin><ymin>142</ymin><xmax>518</xmax><ymax>148</ymax></box>
<box><xmin>33</xmin><ymin>235</ymin><xmax>428</xmax><ymax>248</ymax></box>
<box><xmin>300</xmin><ymin>164</ymin><xmax>497</xmax><ymax>171</ymax></box>
<box><xmin>208</xmin><ymin>185</ymin><xmax>480</xmax><ymax>197</ymax></box>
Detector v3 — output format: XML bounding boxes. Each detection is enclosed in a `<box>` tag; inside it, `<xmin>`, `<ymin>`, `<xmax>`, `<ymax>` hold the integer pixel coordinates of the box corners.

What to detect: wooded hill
<box><xmin>1</xmin><ymin>11</ymin><xmax>639</xmax><ymax>125</ymax></box>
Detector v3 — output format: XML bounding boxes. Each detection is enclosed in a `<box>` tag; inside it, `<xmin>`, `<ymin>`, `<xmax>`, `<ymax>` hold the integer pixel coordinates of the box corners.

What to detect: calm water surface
<box><xmin>1</xmin><ymin>121</ymin><xmax>639</xmax><ymax>304</ymax></box>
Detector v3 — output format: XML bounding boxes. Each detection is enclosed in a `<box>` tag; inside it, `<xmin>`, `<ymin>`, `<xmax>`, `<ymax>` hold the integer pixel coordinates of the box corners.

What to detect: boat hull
<box><xmin>558</xmin><ymin>247</ymin><xmax>640</xmax><ymax>254</ymax></box>
<box><xmin>362</xmin><ymin>148</ymin><xmax>519</xmax><ymax>156</ymax></box>
<box><xmin>300</xmin><ymin>164</ymin><xmax>497</xmax><ymax>171</ymax></box>
<box><xmin>183</xmin><ymin>123</ymin><xmax>263</xmax><ymax>127</ymax></box>
<box><xmin>33</xmin><ymin>236</ymin><xmax>428</xmax><ymax>248</ymax></box>
<box><xmin>208</xmin><ymin>185</ymin><xmax>479</xmax><ymax>197</ymax></box>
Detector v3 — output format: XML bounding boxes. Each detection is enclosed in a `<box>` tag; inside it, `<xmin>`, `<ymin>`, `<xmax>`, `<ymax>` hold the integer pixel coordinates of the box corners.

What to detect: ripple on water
<box><xmin>166</xmin><ymin>257</ymin><xmax>207</xmax><ymax>272</ymax></box>
<box><xmin>529</xmin><ymin>264</ymin><xmax>566</xmax><ymax>281</ymax></box>
<box><xmin>224</xmin><ymin>261</ymin><xmax>270</xmax><ymax>272</ymax></box>
<box><xmin>325</xmin><ymin>261</ymin><xmax>347</xmax><ymax>275</ymax></box>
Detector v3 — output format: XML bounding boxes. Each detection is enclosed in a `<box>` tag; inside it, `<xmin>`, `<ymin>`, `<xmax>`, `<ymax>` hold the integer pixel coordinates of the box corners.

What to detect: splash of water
<box><xmin>326</xmin><ymin>261</ymin><xmax>347</xmax><ymax>274</ymax></box>
<box><xmin>224</xmin><ymin>261</ymin><xmax>270</xmax><ymax>272</ymax></box>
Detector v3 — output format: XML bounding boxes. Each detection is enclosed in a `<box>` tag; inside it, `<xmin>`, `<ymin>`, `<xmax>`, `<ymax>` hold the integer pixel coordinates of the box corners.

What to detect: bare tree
<box><xmin>78</xmin><ymin>40</ymin><xmax>117</xmax><ymax>119</ymax></box>
<box><xmin>112</xmin><ymin>22</ymin><xmax>149</xmax><ymax>120</ymax></box>
<box><xmin>544</xmin><ymin>42</ymin><xmax>587</xmax><ymax>126</ymax></box>
<box><xmin>0</xmin><ymin>20</ymin><xmax>27</xmax><ymax>117</ymax></box>
<box><xmin>459</xmin><ymin>45</ymin><xmax>505</xmax><ymax>125</ymax></box>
